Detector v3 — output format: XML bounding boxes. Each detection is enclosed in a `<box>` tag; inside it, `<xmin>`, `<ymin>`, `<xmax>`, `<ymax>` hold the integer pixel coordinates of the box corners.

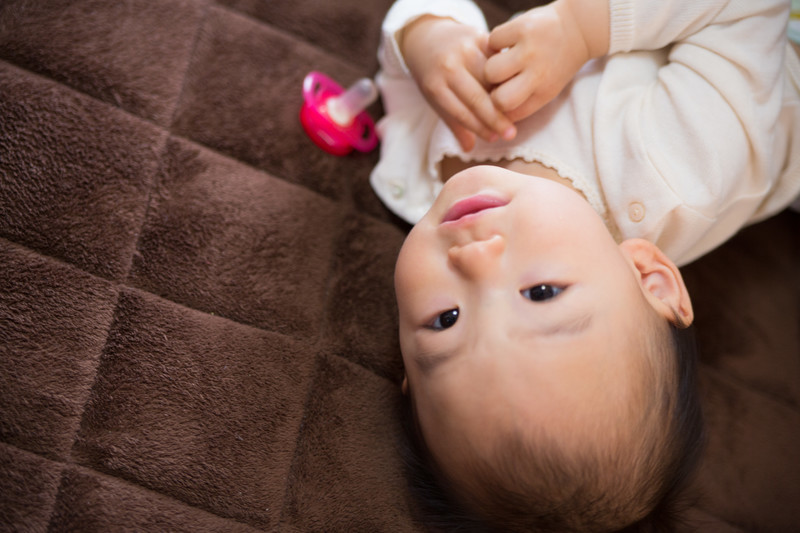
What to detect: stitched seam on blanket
<box><xmin>166</xmin><ymin>2</ymin><xmax>213</xmax><ymax>131</ymax></box>
<box><xmin>26</xmin><ymin>444</ymin><xmax>262</xmax><ymax>531</ymax></box>
<box><xmin>213</xmin><ymin>3</ymin><xmax>362</xmax><ymax>69</ymax></box>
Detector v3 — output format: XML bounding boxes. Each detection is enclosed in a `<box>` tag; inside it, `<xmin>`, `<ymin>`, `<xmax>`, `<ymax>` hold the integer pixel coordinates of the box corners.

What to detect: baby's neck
<box><xmin>441</xmin><ymin>157</ymin><xmax>579</xmax><ymax>195</ymax></box>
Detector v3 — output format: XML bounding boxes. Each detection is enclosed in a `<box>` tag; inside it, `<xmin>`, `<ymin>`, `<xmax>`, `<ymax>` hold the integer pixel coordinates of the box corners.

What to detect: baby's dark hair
<box><xmin>400</xmin><ymin>321</ymin><xmax>705</xmax><ymax>533</ymax></box>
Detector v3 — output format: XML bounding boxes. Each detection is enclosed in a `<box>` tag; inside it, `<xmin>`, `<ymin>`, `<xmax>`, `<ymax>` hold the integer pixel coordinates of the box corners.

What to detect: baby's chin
<box><xmin>438</xmin><ymin>165</ymin><xmax>524</xmax><ymax>195</ymax></box>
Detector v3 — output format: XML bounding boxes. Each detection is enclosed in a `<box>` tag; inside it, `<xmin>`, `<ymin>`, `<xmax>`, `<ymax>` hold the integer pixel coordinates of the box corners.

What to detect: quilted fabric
<box><xmin>0</xmin><ymin>0</ymin><xmax>798</xmax><ymax>531</ymax></box>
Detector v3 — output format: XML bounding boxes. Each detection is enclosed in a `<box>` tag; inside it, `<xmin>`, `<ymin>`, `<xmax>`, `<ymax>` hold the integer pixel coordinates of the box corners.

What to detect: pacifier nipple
<box><xmin>326</xmin><ymin>78</ymin><xmax>378</xmax><ymax>127</ymax></box>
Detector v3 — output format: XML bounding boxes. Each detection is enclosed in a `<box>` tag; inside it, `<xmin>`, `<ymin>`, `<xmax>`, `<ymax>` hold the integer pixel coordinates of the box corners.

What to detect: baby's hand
<box><xmin>485</xmin><ymin>0</ymin><xmax>605</xmax><ymax>123</ymax></box>
<box><xmin>400</xmin><ymin>16</ymin><xmax>516</xmax><ymax>151</ymax></box>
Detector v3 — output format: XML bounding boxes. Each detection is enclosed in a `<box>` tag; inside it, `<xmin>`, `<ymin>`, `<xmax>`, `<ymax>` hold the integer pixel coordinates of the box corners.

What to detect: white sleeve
<box><xmin>608</xmin><ymin>0</ymin><xmax>729</xmax><ymax>55</ymax></box>
<box><xmin>371</xmin><ymin>0</ymin><xmax>488</xmax><ymax>224</ymax></box>
<box><xmin>597</xmin><ymin>0</ymin><xmax>790</xmax><ymax>264</ymax></box>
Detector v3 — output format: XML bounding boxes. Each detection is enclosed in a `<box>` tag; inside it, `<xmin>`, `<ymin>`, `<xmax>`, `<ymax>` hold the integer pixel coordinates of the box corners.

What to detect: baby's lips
<box><xmin>442</xmin><ymin>194</ymin><xmax>508</xmax><ymax>224</ymax></box>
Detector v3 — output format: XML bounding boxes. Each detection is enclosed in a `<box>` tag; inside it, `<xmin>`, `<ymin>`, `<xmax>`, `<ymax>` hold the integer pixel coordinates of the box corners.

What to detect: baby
<box><xmin>372</xmin><ymin>0</ymin><xmax>800</xmax><ymax>531</ymax></box>
<box><xmin>396</xmin><ymin>164</ymin><xmax>702</xmax><ymax>531</ymax></box>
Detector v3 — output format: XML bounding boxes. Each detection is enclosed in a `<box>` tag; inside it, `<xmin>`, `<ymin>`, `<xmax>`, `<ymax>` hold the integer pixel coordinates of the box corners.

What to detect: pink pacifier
<box><xmin>300</xmin><ymin>71</ymin><xmax>379</xmax><ymax>156</ymax></box>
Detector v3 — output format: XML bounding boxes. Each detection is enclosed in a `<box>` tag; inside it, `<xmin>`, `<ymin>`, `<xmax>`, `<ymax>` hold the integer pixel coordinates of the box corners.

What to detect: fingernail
<box><xmin>502</xmin><ymin>126</ymin><xmax>516</xmax><ymax>140</ymax></box>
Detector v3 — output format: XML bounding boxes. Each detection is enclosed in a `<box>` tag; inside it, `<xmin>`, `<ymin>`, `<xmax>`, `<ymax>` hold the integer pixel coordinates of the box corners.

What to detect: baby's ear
<box><xmin>619</xmin><ymin>239</ymin><xmax>694</xmax><ymax>327</ymax></box>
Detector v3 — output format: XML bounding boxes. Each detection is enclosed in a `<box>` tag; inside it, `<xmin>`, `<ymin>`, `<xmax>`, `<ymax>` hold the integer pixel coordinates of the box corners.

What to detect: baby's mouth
<box><xmin>441</xmin><ymin>194</ymin><xmax>508</xmax><ymax>224</ymax></box>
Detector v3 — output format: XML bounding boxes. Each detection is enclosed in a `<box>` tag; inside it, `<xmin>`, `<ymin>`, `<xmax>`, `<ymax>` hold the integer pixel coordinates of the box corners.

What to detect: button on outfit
<box><xmin>628</xmin><ymin>202</ymin><xmax>645</xmax><ymax>222</ymax></box>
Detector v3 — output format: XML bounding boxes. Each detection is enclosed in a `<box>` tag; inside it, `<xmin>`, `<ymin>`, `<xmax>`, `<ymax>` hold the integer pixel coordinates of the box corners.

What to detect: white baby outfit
<box><xmin>370</xmin><ymin>0</ymin><xmax>800</xmax><ymax>266</ymax></box>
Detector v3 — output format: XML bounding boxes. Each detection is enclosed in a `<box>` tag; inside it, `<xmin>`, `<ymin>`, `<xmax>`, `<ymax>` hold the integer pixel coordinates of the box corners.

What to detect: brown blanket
<box><xmin>1</xmin><ymin>0</ymin><xmax>798</xmax><ymax>531</ymax></box>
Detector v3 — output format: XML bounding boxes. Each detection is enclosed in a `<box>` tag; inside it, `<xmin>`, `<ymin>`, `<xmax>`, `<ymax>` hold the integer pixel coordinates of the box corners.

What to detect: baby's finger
<box><xmin>435</xmin><ymin>87</ymin><xmax>497</xmax><ymax>143</ymax></box>
<box><xmin>505</xmin><ymin>92</ymin><xmax>551</xmax><ymax>123</ymax></box>
<box><xmin>484</xmin><ymin>47</ymin><xmax>522</xmax><ymax>86</ymax></box>
<box><xmin>445</xmin><ymin>121</ymin><xmax>477</xmax><ymax>152</ymax></box>
<box><xmin>476</xmin><ymin>33</ymin><xmax>492</xmax><ymax>64</ymax></box>
<box><xmin>451</xmin><ymin>69</ymin><xmax>515</xmax><ymax>139</ymax></box>
<box><xmin>487</xmin><ymin>18</ymin><xmax>521</xmax><ymax>53</ymax></box>
<box><xmin>491</xmin><ymin>69</ymin><xmax>538</xmax><ymax>114</ymax></box>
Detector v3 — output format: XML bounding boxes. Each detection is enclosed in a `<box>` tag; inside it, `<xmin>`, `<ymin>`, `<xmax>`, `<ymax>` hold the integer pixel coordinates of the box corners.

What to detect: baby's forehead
<box><xmin>419</xmin><ymin>382</ymin><xmax>648</xmax><ymax>490</ymax></box>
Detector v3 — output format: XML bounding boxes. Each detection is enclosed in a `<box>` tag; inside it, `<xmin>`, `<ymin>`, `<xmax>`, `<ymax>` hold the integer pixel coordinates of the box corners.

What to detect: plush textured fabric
<box><xmin>0</xmin><ymin>0</ymin><xmax>798</xmax><ymax>531</ymax></box>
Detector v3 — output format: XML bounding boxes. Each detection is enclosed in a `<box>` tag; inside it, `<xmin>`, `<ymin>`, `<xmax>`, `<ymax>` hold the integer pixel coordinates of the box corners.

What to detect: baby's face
<box><xmin>395</xmin><ymin>165</ymin><xmax>662</xmax><ymax>470</ymax></box>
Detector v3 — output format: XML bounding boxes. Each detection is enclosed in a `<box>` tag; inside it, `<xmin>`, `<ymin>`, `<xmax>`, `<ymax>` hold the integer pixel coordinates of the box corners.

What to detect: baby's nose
<box><xmin>448</xmin><ymin>234</ymin><xmax>506</xmax><ymax>280</ymax></box>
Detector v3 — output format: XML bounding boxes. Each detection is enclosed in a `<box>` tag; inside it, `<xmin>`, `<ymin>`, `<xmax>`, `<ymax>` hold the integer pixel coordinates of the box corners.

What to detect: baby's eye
<box><xmin>521</xmin><ymin>284</ymin><xmax>564</xmax><ymax>302</ymax></box>
<box><xmin>429</xmin><ymin>308</ymin><xmax>459</xmax><ymax>330</ymax></box>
